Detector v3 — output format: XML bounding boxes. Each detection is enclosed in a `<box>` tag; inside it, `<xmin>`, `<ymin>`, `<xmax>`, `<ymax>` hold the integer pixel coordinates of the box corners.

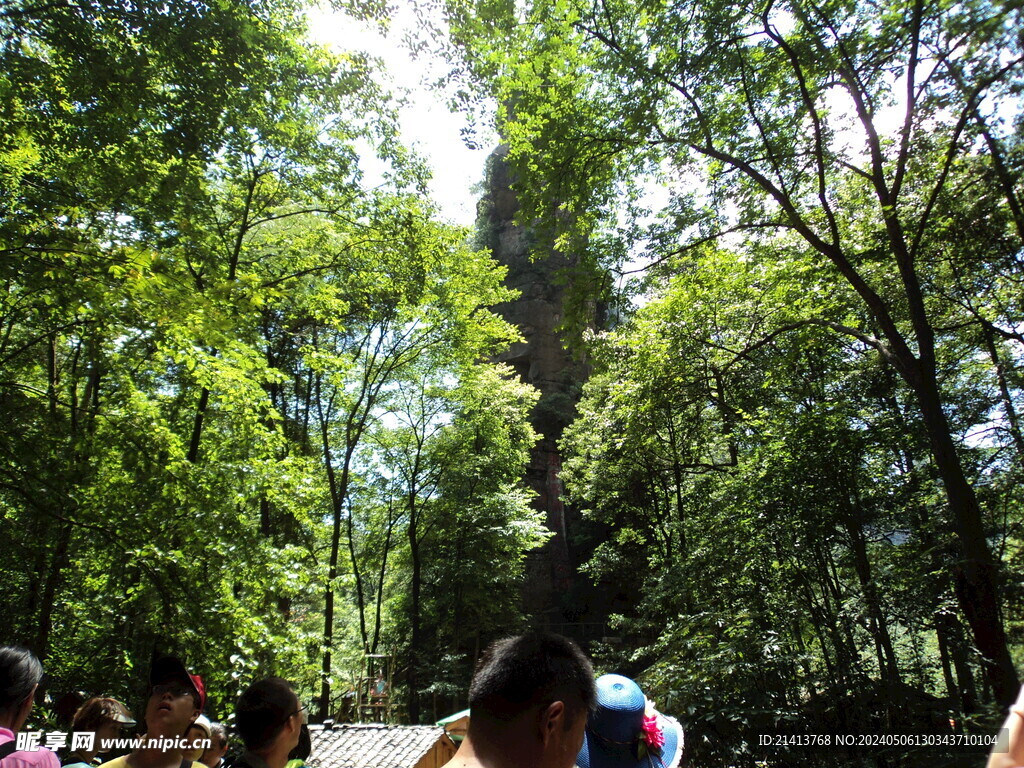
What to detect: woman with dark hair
<box><xmin>0</xmin><ymin>646</ymin><xmax>59</xmax><ymax>768</ymax></box>
<box><xmin>63</xmin><ymin>698</ymin><xmax>136</xmax><ymax>768</ymax></box>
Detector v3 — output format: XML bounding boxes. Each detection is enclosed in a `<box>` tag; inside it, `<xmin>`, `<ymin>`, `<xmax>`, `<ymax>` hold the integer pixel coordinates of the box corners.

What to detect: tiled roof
<box><xmin>309</xmin><ymin>724</ymin><xmax>451</xmax><ymax>768</ymax></box>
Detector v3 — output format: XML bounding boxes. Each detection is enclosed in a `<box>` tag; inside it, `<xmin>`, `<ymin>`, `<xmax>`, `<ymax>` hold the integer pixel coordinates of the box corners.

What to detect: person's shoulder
<box><xmin>228</xmin><ymin>753</ymin><xmax>267</xmax><ymax>768</ymax></box>
<box><xmin>25</xmin><ymin>748</ymin><xmax>61</xmax><ymax>768</ymax></box>
<box><xmin>0</xmin><ymin>739</ymin><xmax>57</xmax><ymax>768</ymax></box>
<box><xmin>4</xmin><ymin>748</ymin><xmax>62</xmax><ymax>768</ymax></box>
<box><xmin>96</xmin><ymin>755</ymin><xmax>128</xmax><ymax>768</ymax></box>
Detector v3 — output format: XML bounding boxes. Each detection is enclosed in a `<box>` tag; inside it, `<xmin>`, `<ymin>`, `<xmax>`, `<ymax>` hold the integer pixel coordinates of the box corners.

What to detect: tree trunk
<box><xmin>186</xmin><ymin>387</ymin><xmax>210</xmax><ymax>463</ymax></box>
<box><xmin>981</xmin><ymin>327</ymin><xmax>1024</xmax><ymax>461</ymax></box>
<box><xmin>912</xmin><ymin>372</ymin><xmax>1019</xmax><ymax>704</ymax></box>
<box><xmin>935</xmin><ymin>621</ymin><xmax>958</xmax><ymax>717</ymax></box>
<box><xmin>843</xmin><ymin>501</ymin><xmax>900</xmax><ymax>686</ymax></box>
<box><xmin>35</xmin><ymin>520</ymin><xmax>72</xmax><ymax>660</ymax></box>
<box><xmin>319</xmin><ymin>495</ymin><xmax>341</xmax><ymax>720</ymax></box>
<box><xmin>664</xmin><ymin>417</ymin><xmax>687</xmax><ymax>558</ymax></box>
<box><xmin>316</xmin><ymin>377</ymin><xmax>343</xmax><ymax>720</ymax></box>
<box><xmin>407</xmin><ymin>488</ymin><xmax>422</xmax><ymax>724</ymax></box>
<box><xmin>935</xmin><ymin>611</ymin><xmax>979</xmax><ymax>714</ymax></box>
<box><xmin>370</xmin><ymin>500</ymin><xmax>395</xmax><ymax>655</ymax></box>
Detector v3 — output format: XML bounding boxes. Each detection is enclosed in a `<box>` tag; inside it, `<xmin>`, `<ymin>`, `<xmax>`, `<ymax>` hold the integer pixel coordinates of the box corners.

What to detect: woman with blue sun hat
<box><xmin>576</xmin><ymin>675</ymin><xmax>684</xmax><ymax>768</ymax></box>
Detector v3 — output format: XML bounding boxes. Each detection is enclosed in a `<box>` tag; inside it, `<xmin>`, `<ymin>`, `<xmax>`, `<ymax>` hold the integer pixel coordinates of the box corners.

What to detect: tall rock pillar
<box><xmin>476</xmin><ymin>145</ymin><xmax>595</xmax><ymax>627</ymax></box>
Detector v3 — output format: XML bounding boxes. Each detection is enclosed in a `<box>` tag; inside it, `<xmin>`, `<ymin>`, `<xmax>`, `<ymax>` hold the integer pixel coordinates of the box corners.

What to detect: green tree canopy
<box><xmin>442</xmin><ymin>0</ymin><xmax>1024</xmax><ymax>704</ymax></box>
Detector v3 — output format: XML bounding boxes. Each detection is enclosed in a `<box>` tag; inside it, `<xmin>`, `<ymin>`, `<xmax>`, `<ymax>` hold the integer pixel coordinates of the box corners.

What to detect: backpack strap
<box><xmin>0</xmin><ymin>741</ymin><xmax>20</xmax><ymax>761</ymax></box>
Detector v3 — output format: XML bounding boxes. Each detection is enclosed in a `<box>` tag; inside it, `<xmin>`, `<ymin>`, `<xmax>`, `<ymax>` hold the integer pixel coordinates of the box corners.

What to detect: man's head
<box><xmin>145</xmin><ymin>656</ymin><xmax>203</xmax><ymax>740</ymax></box>
<box><xmin>287</xmin><ymin>724</ymin><xmax>311</xmax><ymax>763</ymax></box>
<box><xmin>0</xmin><ymin>646</ymin><xmax>44</xmax><ymax>732</ymax></box>
<box><xmin>150</xmin><ymin>656</ymin><xmax>205</xmax><ymax>711</ymax></box>
<box><xmin>467</xmin><ymin>633</ymin><xmax>596</xmax><ymax>768</ymax></box>
<box><xmin>200</xmin><ymin>722</ymin><xmax>229</xmax><ymax>768</ymax></box>
<box><xmin>235</xmin><ymin>678</ymin><xmax>303</xmax><ymax>756</ymax></box>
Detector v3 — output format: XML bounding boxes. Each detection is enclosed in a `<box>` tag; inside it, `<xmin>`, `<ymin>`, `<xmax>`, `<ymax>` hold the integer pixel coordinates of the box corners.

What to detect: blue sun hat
<box><xmin>576</xmin><ymin>675</ymin><xmax>684</xmax><ymax>768</ymax></box>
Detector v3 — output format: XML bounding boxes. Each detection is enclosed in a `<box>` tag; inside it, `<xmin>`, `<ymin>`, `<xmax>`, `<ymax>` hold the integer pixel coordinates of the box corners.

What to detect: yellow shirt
<box><xmin>98</xmin><ymin>755</ymin><xmax>196</xmax><ymax>768</ymax></box>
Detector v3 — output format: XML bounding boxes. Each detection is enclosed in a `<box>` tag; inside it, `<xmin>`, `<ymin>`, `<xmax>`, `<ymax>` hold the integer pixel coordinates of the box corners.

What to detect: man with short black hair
<box><xmin>443</xmin><ymin>632</ymin><xmax>596</xmax><ymax>768</ymax></box>
<box><xmin>232</xmin><ymin>679</ymin><xmax>303</xmax><ymax>768</ymax></box>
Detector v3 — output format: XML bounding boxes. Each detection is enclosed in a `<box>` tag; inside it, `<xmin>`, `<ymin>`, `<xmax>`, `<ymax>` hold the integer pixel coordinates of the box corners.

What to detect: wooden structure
<box><xmin>435</xmin><ymin>709</ymin><xmax>469</xmax><ymax>742</ymax></box>
<box><xmin>309</xmin><ymin>723</ymin><xmax>456</xmax><ymax>768</ymax></box>
<box><xmin>355</xmin><ymin>654</ymin><xmax>393</xmax><ymax>722</ymax></box>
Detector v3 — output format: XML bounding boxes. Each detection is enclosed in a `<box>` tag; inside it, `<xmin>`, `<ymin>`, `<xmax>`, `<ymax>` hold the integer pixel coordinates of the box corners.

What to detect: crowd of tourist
<box><xmin>4</xmin><ymin>636</ymin><xmax>1022</xmax><ymax>768</ymax></box>
<box><xmin>0</xmin><ymin>647</ymin><xmax>310</xmax><ymax>768</ymax></box>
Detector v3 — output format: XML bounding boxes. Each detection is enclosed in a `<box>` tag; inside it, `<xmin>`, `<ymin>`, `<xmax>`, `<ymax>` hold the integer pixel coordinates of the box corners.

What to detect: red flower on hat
<box><xmin>640</xmin><ymin>713</ymin><xmax>665</xmax><ymax>751</ymax></box>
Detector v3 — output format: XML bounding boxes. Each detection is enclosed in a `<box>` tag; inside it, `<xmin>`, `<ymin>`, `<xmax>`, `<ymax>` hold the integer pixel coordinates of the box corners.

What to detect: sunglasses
<box><xmin>152</xmin><ymin>682</ymin><xmax>194</xmax><ymax>699</ymax></box>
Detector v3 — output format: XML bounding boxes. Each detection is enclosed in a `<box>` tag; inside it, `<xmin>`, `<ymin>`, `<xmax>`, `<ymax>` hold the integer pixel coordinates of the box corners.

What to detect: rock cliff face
<box><xmin>477</xmin><ymin>146</ymin><xmax>594</xmax><ymax>628</ymax></box>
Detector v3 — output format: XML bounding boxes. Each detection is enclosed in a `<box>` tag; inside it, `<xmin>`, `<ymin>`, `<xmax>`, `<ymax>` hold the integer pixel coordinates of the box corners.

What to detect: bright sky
<box><xmin>306</xmin><ymin>2</ymin><xmax>497</xmax><ymax>227</ymax></box>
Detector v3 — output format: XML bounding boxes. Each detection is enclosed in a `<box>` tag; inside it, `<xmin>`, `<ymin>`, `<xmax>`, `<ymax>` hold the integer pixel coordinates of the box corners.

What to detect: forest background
<box><xmin>1</xmin><ymin>0</ymin><xmax>1023</xmax><ymax>766</ymax></box>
